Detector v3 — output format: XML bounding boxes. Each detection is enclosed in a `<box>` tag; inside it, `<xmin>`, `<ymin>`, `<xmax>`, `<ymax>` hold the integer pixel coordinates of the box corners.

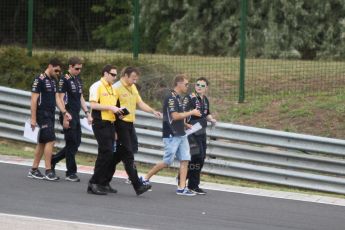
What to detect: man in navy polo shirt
<box><xmin>183</xmin><ymin>77</ymin><xmax>217</xmax><ymax>195</ymax></box>
<box><xmin>142</xmin><ymin>74</ymin><xmax>201</xmax><ymax>196</ymax></box>
<box><xmin>52</xmin><ymin>56</ymin><xmax>92</xmax><ymax>182</ymax></box>
<box><xmin>28</xmin><ymin>58</ymin><xmax>70</xmax><ymax>181</ymax></box>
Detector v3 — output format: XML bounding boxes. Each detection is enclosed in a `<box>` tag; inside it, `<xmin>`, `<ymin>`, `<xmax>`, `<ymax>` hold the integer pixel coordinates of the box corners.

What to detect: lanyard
<box><xmin>102</xmin><ymin>80</ymin><xmax>115</xmax><ymax>97</ymax></box>
<box><xmin>194</xmin><ymin>92</ymin><xmax>205</xmax><ymax>109</ymax></box>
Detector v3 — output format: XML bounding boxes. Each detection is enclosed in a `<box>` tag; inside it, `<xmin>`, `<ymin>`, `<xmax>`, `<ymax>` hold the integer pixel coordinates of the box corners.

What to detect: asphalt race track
<box><xmin>0</xmin><ymin>162</ymin><xmax>344</xmax><ymax>230</ymax></box>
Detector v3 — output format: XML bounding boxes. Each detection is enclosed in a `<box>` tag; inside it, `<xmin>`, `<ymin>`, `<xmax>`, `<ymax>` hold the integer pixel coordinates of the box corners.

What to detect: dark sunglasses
<box><xmin>109</xmin><ymin>72</ymin><xmax>117</xmax><ymax>77</ymax></box>
<box><xmin>74</xmin><ymin>67</ymin><xmax>82</xmax><ymax>71</ymax></box>
<box><xmin>196</xmin><ymin>83</ymin><xmax>206</xmax><ymax>88</ymax></box>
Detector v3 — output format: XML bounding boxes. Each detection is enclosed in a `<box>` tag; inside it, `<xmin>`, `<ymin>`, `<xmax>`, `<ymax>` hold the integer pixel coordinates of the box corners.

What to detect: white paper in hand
<box><xmin>80</xmin><ymin>117</ymin><xmax>93</xmax><ymax>133</ymax></box>
<box><xmin>23</xmin><ymin>120</ymin><xmax>39</xmax><ymax>143</ymax></box>
<box><xmin>185</xmin><ymin>122</ymin><xmax>202</xmax><ymax>136</ymax></box>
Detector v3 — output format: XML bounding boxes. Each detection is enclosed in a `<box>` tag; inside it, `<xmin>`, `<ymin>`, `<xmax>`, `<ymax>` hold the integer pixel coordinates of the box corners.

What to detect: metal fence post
<box><xmin>27</xmin><ymin>0</ymin><xmax>33</xmax><ymax>57</ymax></box>
<box><xmin>132</xmin><ymin>0</ymin><xmax>140</xmax><ymax>60</ymax></box>
<box><xmin>239</xmin><ymin>0</ymin><xmax>247</xmax><ymax>103</ymax></box>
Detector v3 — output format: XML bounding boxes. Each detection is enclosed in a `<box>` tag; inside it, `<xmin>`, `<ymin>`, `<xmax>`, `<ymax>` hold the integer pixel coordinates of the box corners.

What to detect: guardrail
<box><xmin>1</xmin><ymin>86</ymin><xmax>345</xmax><ymax>194</ymax></box>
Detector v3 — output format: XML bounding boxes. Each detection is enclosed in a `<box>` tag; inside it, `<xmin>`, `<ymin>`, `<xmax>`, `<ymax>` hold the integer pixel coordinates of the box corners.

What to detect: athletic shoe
<box><xmin>190</xmin><ymin>187</ymin><xmax>207</xmax><ymax>195</ymax></box>
<box><xmin>27</xmin><ymin>169</ymin><xmax>44</xmax><ymax>180</ymax></box>
<box><xmin>135</xmin><ymin>184</ymin><xmax>152</xmax><ymax>196</ymax></box>
<box><xmin>87</xmin><ymin>183</ymin><xmax>107</xmax><ymax>195</ymax></box>
<box><xmin>45</xmin><ymin>170</ymin><xmax>59</xmax><ymax>181</ymax></box>
<box><xmin>139</xmin><ymin>176</ymin><xmax>152</xmax><ymax>191</ymax></box>
<box><xmin>139</xmin><ymin>176</ymin><xmax>150</xmax><ymax>186</ymax></box>
<box><xmin>176</xmin><ymin>187</ymin><xmax>196</xmax><ymax>196</ymax></box>
<box><xmin>101</xmin><ymin>184</ymin><xmax>117</xmax><ymax>193</ymax></box>
<box><xmin>65</xmin><ymin>174</ymin><xmax>80</xmax><ymax>182</ymax></box>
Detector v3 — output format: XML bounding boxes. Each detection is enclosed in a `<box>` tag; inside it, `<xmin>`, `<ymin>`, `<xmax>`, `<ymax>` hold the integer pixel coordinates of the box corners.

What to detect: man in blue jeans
<box><xmin>142</xmin><ymin>74</ymin><xmax>201</xmax><ymax>196</ymax></box>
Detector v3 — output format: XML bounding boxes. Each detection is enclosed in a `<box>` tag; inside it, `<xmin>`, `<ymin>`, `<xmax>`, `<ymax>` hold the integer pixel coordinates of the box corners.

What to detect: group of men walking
<box><xmin>28</xmin><ymin>57</ymin><xmax>216</xmax><ymax>196</ymax></box>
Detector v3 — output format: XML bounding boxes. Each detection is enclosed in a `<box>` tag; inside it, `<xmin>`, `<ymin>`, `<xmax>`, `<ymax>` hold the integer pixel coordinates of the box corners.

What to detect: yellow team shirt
<box><xmin>89</xmin><ymin>78</ymin><xmax>118</xmax><ymax>122</ymax></box>
<box><xmin>113</xmin><ymin>79</ymin><xmax>142</xmax><ymax>122</ymax></box>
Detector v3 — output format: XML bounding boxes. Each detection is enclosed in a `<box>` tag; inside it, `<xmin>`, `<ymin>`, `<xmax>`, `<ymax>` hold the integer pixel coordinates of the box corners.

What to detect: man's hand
<box><xmin>209</xmin><ymin>118</ymin><xmax>217</xmax><ymax>126</ymax></box>
<box><xmin>30</xmin><ymin>119</ymin><xmax>37</xmax><ymax>131</ymax></box>
<box><xmin>110</xmin><ymin>106</ymin><xmax>122</xmax><ymax>114</ymax></box>
<box><xmin>185</xmin><ymin>123</ymin><xmax>193</xmax><ymax>129</ymax></box>
<box><xmin>62</xmin><ymin>116</ymin><xmax>70</xmax><ymax>129</ymax></box>
<box><xmin>65</xmin><ymin>112</ymin><xmax>72</xmax><ymax>121</ymax></box>
<box><xmin>87</xmin><ymin>113</ymin><xmax>93</xmax><ymax>125</ymax></box>
<box><xmin>153</xmin><ymin>110</ymin><xmax>162</xmax><ymax>119</ymax></box>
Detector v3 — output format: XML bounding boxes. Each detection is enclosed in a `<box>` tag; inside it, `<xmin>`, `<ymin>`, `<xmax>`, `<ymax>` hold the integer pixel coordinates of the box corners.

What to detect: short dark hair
<box><xmin>102</xmin><ymin>64</ymin><xmax>116</xmax><ymax>76</ymax></box>
<box><xmin>68</xmin><ymin>56</ymin><xmax>83</xmax><ymax>66</ymax></box>
<box><xmin>196</xmin><ymin>77</ymin><xmax>209</xmax><ymax>86</ymax></box>
<box><xmin>121</xmin><ymin>66</ymin><xmax>140</xmax><ymax>77</ymax></box>
<box><xmin>173</xmin><ymin>74</ymin><xmax>187</xmax><ymax>86</ymax></box>
<box><xmin>49</xmin><ymin>58</ymin><xmax>62</xmax><ymax>67</ymax></box>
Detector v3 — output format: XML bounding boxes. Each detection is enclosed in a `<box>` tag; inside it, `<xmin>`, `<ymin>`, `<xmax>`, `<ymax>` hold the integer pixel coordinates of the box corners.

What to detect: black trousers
<box><xmin>89</xmin><ymin>121</ymin><xmax>116</xmax><ymax>186</ymax></box>
<box><xmin>187</xmin><ymin>133</ymin><xmax>207</xmax><ymax>189</ymax></box>
<box><xmin>52</xmin><ymin>114</ymin><xmax>81</xmax><ymax>176</ymax></box>
<box><xmin>110</xmin><ymin>120</ymin><xmax>141</xmax><ymax>191</ymax></box>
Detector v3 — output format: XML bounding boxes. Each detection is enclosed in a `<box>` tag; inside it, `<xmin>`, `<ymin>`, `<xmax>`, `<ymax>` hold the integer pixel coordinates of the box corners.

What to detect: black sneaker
<box><xmin>27</xmin><ymin>169</ymin><xmax>44</xmax><ymax>180</ymax></box>
<box><xmin>190</xmin><ymin>187</ymin><xmax>207</xmax><ymax>195</ymax></box>
<box><xmin>101</xmin><ymin>184</ymin><xmax>117</xmax><ymax>193</ymax></box>
<box><xmin>135</xmin><ymin>184</ymin><xmax>152</xmax><ymax>196</ymax></box>
<box><xmin>65</xmin><ymin>174</ymin><xmax>80</xmax><ymax>182</ymax></box>
<box><xmin>87</xmin><ymin>183</ymin><xmax>107</xmax><ymax>195</ymax></box>
<box><xmin>45</xmin><ymin>170</ymin><xmax>59</xmax><ymax>181</ymax></box>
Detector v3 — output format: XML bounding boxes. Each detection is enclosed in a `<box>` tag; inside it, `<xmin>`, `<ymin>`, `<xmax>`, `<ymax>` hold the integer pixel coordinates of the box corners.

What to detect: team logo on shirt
<box><xmin>45</xmin><ymin>79</ymin><xmax>52</xmax><ymax>92</ymax></box>
<box><xmin>70</xmin><ymin>81</ymin><xmax>77</xmax><ymax>92</ymax></box>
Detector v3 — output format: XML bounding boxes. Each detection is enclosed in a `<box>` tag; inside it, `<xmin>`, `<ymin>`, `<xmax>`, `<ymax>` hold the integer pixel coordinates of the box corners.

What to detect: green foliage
<box><xmin>2</xmin><ymin>0</ymin><xmax>345</xmax><ymax>59</ymax></box>
<box><xmin>0</xmin><ymin>47</ymin><xmax>175</xmax><ymax>103</ymax></box>
<box><xmin>139</xmin><ymin>0</ymin><xmax>345</xmax><ymax>59</ymax></box>
<box><xmin>91</xmin><ymin>0</ymin><xmax>132</xmax><ymax>51</ymax></box>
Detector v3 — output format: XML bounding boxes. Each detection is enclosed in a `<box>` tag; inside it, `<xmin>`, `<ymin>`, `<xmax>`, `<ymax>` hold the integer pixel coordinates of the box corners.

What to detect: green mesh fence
<box><xmin>1</xmin><ymin>0</ymin><xmax>345</xmax><ymax>107</ymax></box>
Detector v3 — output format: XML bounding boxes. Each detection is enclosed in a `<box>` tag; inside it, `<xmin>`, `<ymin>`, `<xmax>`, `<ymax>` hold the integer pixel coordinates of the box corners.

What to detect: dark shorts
<box><xmin>37</xmin><ymin>109</ymin><xmax>56</xmax><ymax>143</ymax></box>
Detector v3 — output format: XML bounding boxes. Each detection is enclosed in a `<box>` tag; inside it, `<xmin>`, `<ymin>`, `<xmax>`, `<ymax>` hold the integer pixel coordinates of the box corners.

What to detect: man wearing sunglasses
<box><xmin>182</xmin><ymin>77</ymin><xmax>217</xmax><ymax>195</ymax></box>
<box><xmin>51</xmin><ymin>56</ymin><xmax>92</xmax><ymax>182</ymax></box>
<box><xmin>28</xmin><ymin>58</ymin><xmax>70</xmax><ymax>181</ymax></box>
<box><xmin>87</xmin><ymin>64</ymin><xmax>122</xmax><ymax>195</ymax></box>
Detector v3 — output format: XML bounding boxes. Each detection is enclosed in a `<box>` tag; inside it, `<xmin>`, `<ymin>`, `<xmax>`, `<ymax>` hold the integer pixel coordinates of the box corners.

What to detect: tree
<box><xmin>91</xmin><ymin>0</ymin><xmax>132</xmax><ymax>51</ymax></box>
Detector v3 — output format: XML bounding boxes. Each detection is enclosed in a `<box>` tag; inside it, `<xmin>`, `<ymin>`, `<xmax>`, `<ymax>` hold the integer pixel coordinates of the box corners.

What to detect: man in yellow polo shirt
<box><xmin>112</xmin><ymin>66</ymin><xmax>161</xmax><ymax>195</ymax></box>
<box><xmin>87</xmin><ymin>64</ymin><xmax>122</xmax><ymax>195</ymax></box>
